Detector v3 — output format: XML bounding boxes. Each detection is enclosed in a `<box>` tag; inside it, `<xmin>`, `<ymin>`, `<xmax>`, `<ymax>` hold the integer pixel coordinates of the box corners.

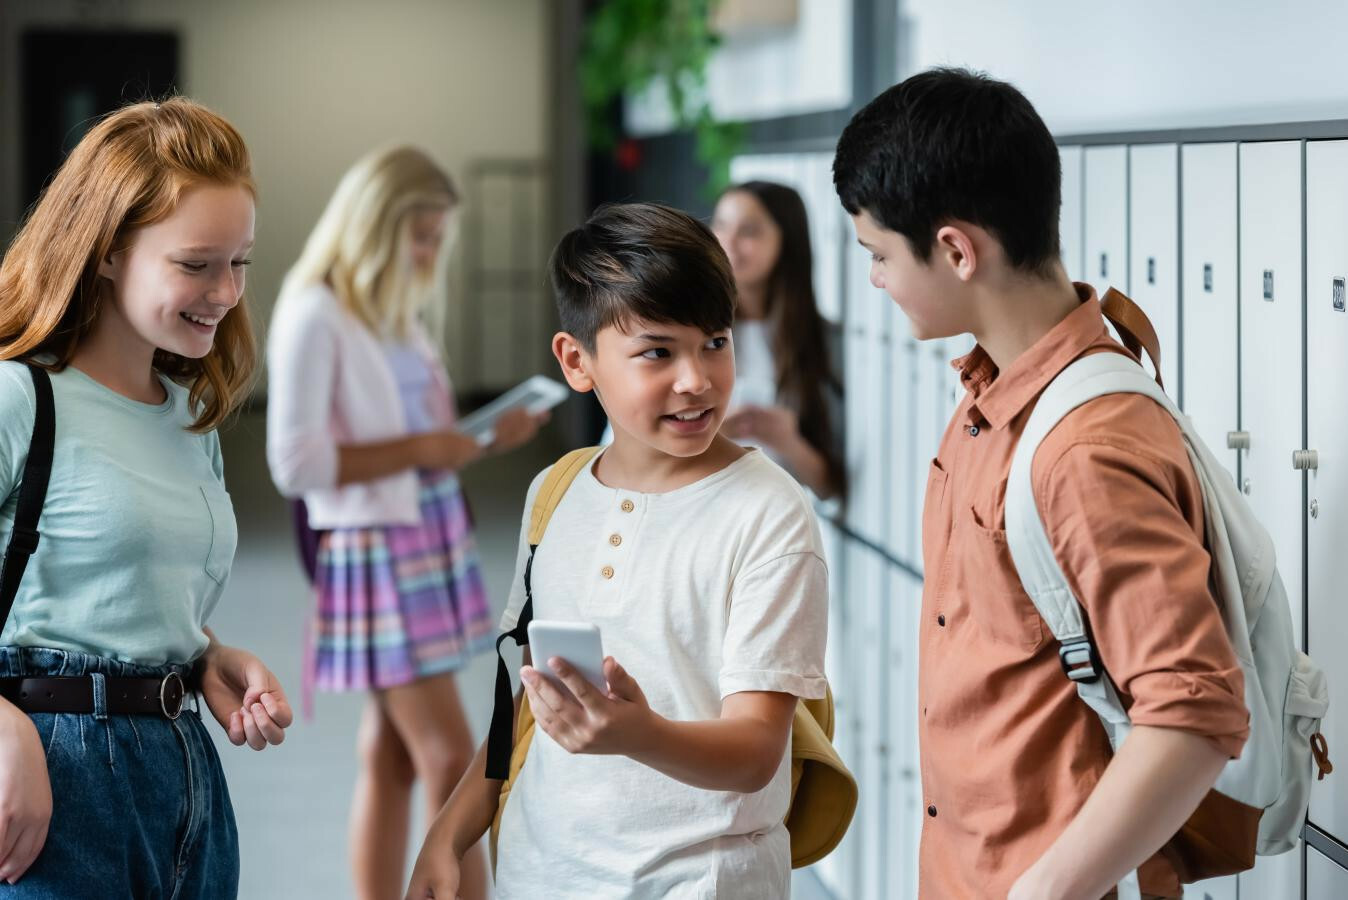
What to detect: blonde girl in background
<box><xmin>0</xmin><ymin>98</ymin><xmax>291</xmax><ymax>897</ymax></box>
<box><xmin>267</xmin><ymin>145</ymin><xmax>541</xmax><ymax>900</ymax></box>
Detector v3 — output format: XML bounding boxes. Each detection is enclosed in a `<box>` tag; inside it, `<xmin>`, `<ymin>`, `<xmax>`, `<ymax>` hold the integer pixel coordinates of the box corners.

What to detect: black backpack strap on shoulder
<box><xmin>0</xmin><ymin>365</ymin><xmax>55</xmax><ymax>634</ymax></box>
<box><xmin>485</xmin><ymin>545</ymin><xmax>536</xmax><ymax>780</ymax></box>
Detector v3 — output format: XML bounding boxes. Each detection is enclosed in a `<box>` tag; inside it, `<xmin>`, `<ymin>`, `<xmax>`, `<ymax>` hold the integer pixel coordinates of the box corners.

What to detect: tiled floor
<box><xmin>211</xmin><ymin>413</ymin><xmax>832</xmax><ymax>898</ymax></box>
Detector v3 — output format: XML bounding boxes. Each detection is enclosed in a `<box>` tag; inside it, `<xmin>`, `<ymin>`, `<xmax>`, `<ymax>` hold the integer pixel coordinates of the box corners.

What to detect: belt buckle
<box><xmin>159</xmin><ymin>671</ymin><xmax>185</xmax><ymax>720</ymax></box>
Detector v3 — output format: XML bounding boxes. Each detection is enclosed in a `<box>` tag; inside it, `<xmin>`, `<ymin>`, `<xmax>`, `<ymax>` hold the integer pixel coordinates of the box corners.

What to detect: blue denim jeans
<box><xmin>0</xmin><ymin>647</ymin><xmax>239</xmax><ymax>899</ymax></box>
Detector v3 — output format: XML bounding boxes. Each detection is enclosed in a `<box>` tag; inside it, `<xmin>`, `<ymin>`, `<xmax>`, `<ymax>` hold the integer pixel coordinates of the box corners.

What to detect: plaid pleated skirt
<box><xmin>305</xmin><ymin>470</ymin><xmax>495</xmax><ymax>700</ymax></box>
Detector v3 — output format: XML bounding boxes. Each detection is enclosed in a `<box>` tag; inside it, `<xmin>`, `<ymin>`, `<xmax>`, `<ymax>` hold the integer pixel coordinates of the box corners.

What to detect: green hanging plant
<box><xmin>580</xmin><ymin>0</ymin><xmax>745</xmax><ymax>196</ymax></box>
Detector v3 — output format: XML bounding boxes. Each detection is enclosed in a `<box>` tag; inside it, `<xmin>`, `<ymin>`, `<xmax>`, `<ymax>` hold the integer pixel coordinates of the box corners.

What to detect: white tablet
<box><xmin>526</xmin><ymin>620</ymin><xmax>606</xmax><ymax>694</ymax></box>
<box><xmin>456</xmin><ymin>375</ymin><xmax>569</xmax><ymax>445</ymax></box>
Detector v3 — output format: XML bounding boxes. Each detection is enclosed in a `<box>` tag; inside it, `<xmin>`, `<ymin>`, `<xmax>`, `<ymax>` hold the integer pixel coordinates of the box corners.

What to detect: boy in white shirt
<box><xmin>406</xmin><ymin>202</ymin><xmax>829</xmax><ymax>899</ymax></box>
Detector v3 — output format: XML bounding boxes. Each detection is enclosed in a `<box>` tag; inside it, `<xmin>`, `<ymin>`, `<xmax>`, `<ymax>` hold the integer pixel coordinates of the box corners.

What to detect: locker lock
<box><xmin>1293</xmin><ymin>449</ymin><xmax>1319</xmax><ymax>471</ymax></box>
<box><xmin>1242</xmin><ymin>478</ymin><xmax>1252</xmax><ymax>495</ymax></box>
<box><xmin>1226</xmin><ymin>431</ymin><xmax>1250</xmax><ymax>451</ymax></box>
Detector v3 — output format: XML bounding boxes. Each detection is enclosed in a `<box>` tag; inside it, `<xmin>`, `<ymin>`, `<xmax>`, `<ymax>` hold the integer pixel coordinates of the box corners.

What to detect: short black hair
<box><xmin>549</xmin><ymin>202</ymin><xmax>735</xmax><ymax>351</ymax></box>
<box><xmin>833</xmin><ymin>67</ymin><xmax>1062</xmax><ymax>273</ymax></box>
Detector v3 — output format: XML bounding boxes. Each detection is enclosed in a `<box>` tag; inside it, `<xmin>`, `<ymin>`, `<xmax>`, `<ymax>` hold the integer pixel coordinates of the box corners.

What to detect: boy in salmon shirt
<box><xmin>833</xmin><ymin>68</ymin><xmax>1250</xmax><ymax>899</ymax></box>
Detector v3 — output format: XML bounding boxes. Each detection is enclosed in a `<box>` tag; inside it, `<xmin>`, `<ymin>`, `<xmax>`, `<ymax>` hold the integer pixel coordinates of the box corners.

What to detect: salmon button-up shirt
<box><xmin>918</xmin><ymin>286</ymin><xmax>1250</xmax><ymax>899</ymax></box>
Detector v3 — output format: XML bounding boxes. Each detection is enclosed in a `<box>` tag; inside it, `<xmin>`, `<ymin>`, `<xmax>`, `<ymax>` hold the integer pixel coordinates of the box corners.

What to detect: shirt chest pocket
<box><xmin>200</xmin><ymin>485</ymin><xmax>237</xmax><ymax>585</ymax></box>
<box><xmin>952</xmin><ymin>504</ymin><xmax>1045</xmax><ymax>652</ymax></box>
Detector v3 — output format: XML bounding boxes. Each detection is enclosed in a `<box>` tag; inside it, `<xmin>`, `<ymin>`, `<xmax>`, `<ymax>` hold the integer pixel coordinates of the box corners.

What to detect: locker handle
<box><xmin>1293</xmin><ymin>449</ymin><xmax>1319</xmax><ymax>471</ymax></box>
<box><xmin>1226</xmin><ymin>431</ymin><xmax>1250</xmax><ymax>451</ymax></box>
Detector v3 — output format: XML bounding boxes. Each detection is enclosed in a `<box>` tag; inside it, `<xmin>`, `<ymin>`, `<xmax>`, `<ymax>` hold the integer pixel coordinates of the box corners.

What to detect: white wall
<box><xmin>0</xmin><ymin>0</ymin><xmax>549</xmax><ymax>388</ymax></box>
<box><xmin>626</xmin><ymin>0</ymin><xmax>850</xmax><ymax>135</ymax></box>
<box><xmin>899</xmin><ymin>0</ymin><xmax>1348</xmax><ymax>134</ymax></box>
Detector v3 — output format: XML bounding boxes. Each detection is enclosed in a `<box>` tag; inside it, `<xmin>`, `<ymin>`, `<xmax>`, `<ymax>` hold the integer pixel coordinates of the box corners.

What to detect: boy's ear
<box><xmin>552</xmin><ymin>332</ymin><xmax>596</xmax><ymax>393</ymax></box>
<box><xmin>934</xmin><ymin>224</ymin><xmax>978</xmax><ymax>283</ymax></box>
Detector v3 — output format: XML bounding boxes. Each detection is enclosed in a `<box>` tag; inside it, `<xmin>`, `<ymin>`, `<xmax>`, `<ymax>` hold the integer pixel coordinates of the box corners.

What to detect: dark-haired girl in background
<box><xmin>711</xmin><ymin>181</ymin><xmax>845</xmax><ymax>500</ymax></box>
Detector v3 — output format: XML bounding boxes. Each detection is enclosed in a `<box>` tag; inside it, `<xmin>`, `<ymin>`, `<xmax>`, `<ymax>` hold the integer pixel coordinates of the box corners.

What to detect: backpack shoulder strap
<box><xmin>0</xmin><ymin>365</ymin><xmax>55</xmax><ymax>635</ymax></box>
<box><xmin>1004</xmin><ymin>351</ymin><xmax>1173</xmax><ymax>900</ymax></box>
<box><xmin>1101</xmin><ymin>287</ymin><xmax>1165</xmax><ymax>390</ymax></box>
<box><xmin>1004</xmin><ymin>351</ymin><xmax>1177</xmax><ymax>738</ymax></box>
<box><xmin>486</xmin><ymin>446</ymin><xmax>601</xmax><ymax>779</ymax></box>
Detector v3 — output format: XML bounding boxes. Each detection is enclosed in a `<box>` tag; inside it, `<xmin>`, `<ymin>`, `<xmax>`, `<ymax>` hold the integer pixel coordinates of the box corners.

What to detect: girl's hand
<box><xmin>489</xmin><ymin>408</ymin><xmax>547</xmax><ymax>454</ymax></box>
<box><xmin>404</xmin><ymin>815</ymin><xmax>463</xmax><ymax>899</ymax></box>
<box><xmin>722</xmin><ymin>404</ymin><xmax>799</xmax><ymax>450</ymax></box>
<box><xmin>0</xmin><ymin>703</ymin><xmax>51</xmax><ymax>883</ymax></box>
<box><xmin>416</xmin><ymin>431</ymin><xmax>485</xmax><ymax>471</ymax></box>
<box><xmin>521</xmin><ymin>656</ymin><xmax>652</xmax><ymax>756</ymax></box>
<box><xmin>200</xmin><ymin>645</ymin><xmax>293</xmax><ymax>750</ymax></box>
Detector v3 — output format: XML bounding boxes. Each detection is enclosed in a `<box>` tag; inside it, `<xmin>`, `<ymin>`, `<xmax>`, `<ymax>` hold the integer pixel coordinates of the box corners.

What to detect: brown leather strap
<box><xmin>0</xmin><ymin>674</ymin><xmax>191</xmax><ymax>718</ymax></box>
<box><xmin>1100</xmin><ymin>288</ymin><xmax>1165</xmax><ymax>390</ymax></box>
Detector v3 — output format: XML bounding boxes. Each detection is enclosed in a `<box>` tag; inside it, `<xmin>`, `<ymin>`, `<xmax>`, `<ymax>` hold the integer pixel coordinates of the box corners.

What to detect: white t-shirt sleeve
<box><xmin>499</xmin><ymin>467</ymin><xmax>551</xmax><ymax>632</ymax></box>
<box><xmin>719</xmin><ymin>548</ymin><xmax>829</xmax><ymax>701</ymax></box>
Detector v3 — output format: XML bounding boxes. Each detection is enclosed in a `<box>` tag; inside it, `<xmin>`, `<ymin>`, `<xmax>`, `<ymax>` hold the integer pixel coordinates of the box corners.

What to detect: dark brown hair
<box><xmin>721</xmin><ymin>181</ymin><xmax>845</xmax><ymax>498</ymax></box>
<box><xmin>549</xmin><ymin>202</ymin><xmax>735</xmax><ymax>351</ymax></box>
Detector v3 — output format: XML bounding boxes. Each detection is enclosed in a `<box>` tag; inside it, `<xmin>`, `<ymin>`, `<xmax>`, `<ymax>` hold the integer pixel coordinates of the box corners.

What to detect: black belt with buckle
<box><xmin>0</xmin><ymin>670</ymin><xmax>194</xmax><ymax>719</ymax></box>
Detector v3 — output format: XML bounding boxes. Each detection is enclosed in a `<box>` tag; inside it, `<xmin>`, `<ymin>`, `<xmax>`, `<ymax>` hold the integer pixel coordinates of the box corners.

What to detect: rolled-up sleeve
<box><xmin>266</xmin><ymin>292</ymin><xmax>340</xmax><ymax>497</ymax></box>
<box><xmin>1036</xmin><ymin>431</ymin><xmax>1250</xmax><ymax>759</ymax></box>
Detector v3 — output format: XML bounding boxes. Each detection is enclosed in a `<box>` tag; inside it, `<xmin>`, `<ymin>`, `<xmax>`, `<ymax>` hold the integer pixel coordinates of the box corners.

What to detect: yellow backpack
<box><xmin>485</xmin><ymin>447</ymin><xmax>857</xmax><ymax>870</ymax></box>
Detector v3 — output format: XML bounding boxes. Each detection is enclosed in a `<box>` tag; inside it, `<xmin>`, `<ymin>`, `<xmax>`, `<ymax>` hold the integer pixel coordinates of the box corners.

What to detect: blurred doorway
<box><xmin>20</xmin><ymin>29</ymin><xmax>178</xmax><ymax>208</ymax></box>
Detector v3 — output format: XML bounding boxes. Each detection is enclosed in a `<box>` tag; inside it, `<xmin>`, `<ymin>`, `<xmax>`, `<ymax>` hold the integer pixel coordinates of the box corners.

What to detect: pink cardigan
<box><xmin>266</xmin><ymin>283</ymin><xmax>456</xmax><ymax>528</ymax></box>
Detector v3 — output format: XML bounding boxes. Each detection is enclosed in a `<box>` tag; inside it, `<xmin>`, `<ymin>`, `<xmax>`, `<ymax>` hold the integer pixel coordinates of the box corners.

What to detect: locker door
<box><xmin>1084</xmin><ymin>145</ymin><xmax>1129</xmax><ymax>296</ymax></box>
<box><xmin>1128</xmin><ymin>144</ymin><xmax>1180</xmax><ymax>394</ymax></box>
<box><xmin>888</xmin><ymin>339</ymin><xmax>918</xmax><ymax>565</ymax></box>
<box><xmin>1238</xmin><ymin>139</ymin><xmax>1307</xmax><ymax>900</ymax></box>
<box><xmin>1180</xmin><ymin>143</ymin><xmax>1239</xmax><ymax>478</ymax></box>
<box><xmin>885</xmin><ymin>572</ymin><xmax>921</xmax><ymax>900</ymax></box>
<box><xmin>857</xmin><ymin>550</ymin><xmax>889</xmax><ymax>899</ymax></box>
<box><xmin>1307</xmin><ymin>845</ymin><xmax>1348</xmax><ymax>899</ymax></box>
<box><xmin>1060</xmin><ymin>145</ymin><xmax>1084</xmax><ymax>282</ymax></box>
<box><xmin>1237</xmin><ymin>141</ymin><xmax>1306</xmax><ymax>642</ymax></box>
<box><xmin>1304</xmin><ymin>139</ymin><xmax>1348</xmax><ymax>843</ymax></box>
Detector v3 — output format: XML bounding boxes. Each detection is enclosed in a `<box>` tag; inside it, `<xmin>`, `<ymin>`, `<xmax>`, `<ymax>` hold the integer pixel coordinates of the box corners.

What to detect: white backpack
<box><xmin>1005</xmin><ymin>342</ymin><xmax>1331</xmax><ymax>899</ymax></box>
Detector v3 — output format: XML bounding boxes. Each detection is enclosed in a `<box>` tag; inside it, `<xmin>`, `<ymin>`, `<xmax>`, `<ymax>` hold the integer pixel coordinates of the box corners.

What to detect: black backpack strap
<box><xmin>485</xmin><ymin>546</ymin><xmax>536</xmax><ymax>780</ymax></box>
<box><xmin>0</xmin><ymin>366</ymin><xmax>55</xmax><ymax>634</ymax></box>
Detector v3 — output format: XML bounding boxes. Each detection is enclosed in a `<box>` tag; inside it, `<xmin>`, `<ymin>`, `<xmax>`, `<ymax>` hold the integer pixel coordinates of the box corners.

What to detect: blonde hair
<box><xmin>280</xmin><ymin>145</ymin><xmax>458</xmax><ymax>338</ymax></box>
<box><xmin>0</xmin><ymin>97</ymin><xmax>258</xmax><ymax>432</ymax></box>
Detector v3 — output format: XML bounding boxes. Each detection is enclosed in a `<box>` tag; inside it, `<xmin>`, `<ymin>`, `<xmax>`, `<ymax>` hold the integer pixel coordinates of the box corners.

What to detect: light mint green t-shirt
<box><xmin>0</xmin><ymin>361</ymin><xmax>236</xmax><ymax>664</ymax></box>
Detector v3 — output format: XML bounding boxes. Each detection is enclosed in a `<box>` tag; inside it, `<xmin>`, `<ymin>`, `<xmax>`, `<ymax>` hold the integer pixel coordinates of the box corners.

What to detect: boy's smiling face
<box><xmin>558</xmin><ymin>315</ymin><xmax>735</xmax><ymax>459</ymax></box>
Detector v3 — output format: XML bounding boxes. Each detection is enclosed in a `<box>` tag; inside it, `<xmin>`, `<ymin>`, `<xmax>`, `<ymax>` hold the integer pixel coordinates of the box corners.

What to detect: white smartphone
<box><xmin>526</xmin><ymin>620</ymin><xmax>606</xmax><ymax>695</ymax></box>
<box><xmin>455</xmin><ymin>375</ymin><xmax>569</xmax><ymax>446</ymax></box>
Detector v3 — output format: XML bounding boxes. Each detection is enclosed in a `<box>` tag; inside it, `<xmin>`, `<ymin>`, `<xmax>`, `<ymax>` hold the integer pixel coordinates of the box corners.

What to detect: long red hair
<box><xmin>0</xmin><ymin>97</ymin><xmax>257</xmax><ymax>431</ymax></box>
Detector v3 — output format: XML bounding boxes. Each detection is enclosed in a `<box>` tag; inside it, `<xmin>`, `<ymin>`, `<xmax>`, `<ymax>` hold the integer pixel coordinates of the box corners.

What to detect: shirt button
<box><xmin>968</xmin><ymin>425</ymin><xmax>980</xmax><ymax>437</ymax></box>
<box><xmin>927</xmin><ymin>805</ymin><xmax>938</xmax><ymax>818</ymax></box>
<box><xmin>601</xmin><ymin>566</ymin><xmax>615</xmax><ymax>579</ymax></box>
<box><xmin>609</xmin><ymin>534</ymin><xmax>622</xmax><ymax>547</ymax></box>
<box><xmin>937</xmin><ymin>614</ymin><xmax>946</xmax><ymax>627</ymax></box>
<box><xmin>620</xmin><ymin>500</ymin><xmax>635</xmax><ymax>513</ymax></box>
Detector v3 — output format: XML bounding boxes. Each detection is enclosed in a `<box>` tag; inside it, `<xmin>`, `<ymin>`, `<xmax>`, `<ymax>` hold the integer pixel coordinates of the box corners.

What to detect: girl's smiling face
<box><xmin>98</xmin><ymin>181</ymin><xmax>255</xmax><ymax>359</ymax></box>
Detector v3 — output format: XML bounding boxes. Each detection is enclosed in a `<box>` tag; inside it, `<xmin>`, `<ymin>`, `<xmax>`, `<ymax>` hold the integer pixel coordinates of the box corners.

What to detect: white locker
<box><xmin>1179</xmin><ymin>143</ymin><xmax>1240</xmax><ymax>478</ymax></box>
<box><xmin>857</xmin><ymin>550</ymin><xmax>889</xmax><ymax>899</ymax></box>
<box><xmin>1060</xmin><ymin>145</ymin><xmax>1084</xmax><ymax>281</ymax></box>
<box><xmin>1084</xmin><ymin>145</ymin><xmax>1129</xmax><ymax>296</ymax></box>
<box><xmin>887</xmin><ymin>339</ymin><xmax>918</xmax><ymax>563</ymax></box>
<box><xmin>1303</xmin><ymin>138</ymin><xmax>1348</xmax><ymax>843</ymax></box>
<box><xmin>1237</xmin><ymin>140</ymin><xmax>1306</xmax><ymax>644</ymax></box>
<box><xmin>885</xmin><ymin>572</ymin><xmax>921</xmax><ymax>900</ymax></box>
<box><xmin>1183</xmin><ymin>875</ymin><xmax>1237</xmax><ymax>900</ymax></box>
<box><xmin>1128</xmin><ymin>144</ymin><xmax>1181</xmax><ymax>394</ymax></box>
<box><xmin>816</xmin><ymin>520</ymin><xmax>851</xmax><ymax>898</ymax></box>
<box><xmin>1307</xmin><ymin>845</ymin><xmax>1348</xmax><ymax>899</ymax></box>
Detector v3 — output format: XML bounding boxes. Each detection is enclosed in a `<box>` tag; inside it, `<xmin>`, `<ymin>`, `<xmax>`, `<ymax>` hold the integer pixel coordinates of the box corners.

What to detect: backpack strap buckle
<box><xmin>1059</xmin><ymin>638</ymin><xmax>1103</xmax><ymax>683</ymax></box>
<box><xmin>7</xmin><ymin>526</ymin><xmax>40</xmax><ymax>556</ymax></box>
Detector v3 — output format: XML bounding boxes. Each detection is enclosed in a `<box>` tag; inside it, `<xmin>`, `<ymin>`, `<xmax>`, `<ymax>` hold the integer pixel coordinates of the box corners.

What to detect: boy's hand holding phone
<box><xmin>521</xmin><ymin>656</ymin><xmax>653</xmax><ymax>756</ymax></box>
